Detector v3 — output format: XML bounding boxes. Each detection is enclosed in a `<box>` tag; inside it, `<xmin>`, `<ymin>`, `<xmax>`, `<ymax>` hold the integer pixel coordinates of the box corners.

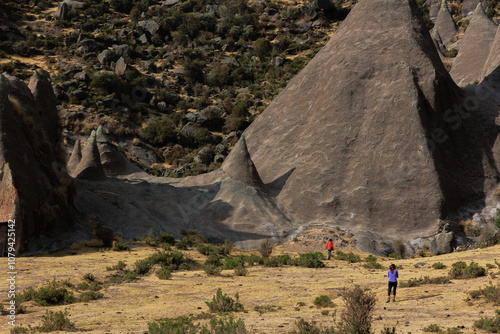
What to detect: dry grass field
<box><xmin>1</xmin><ymin>226</ymin><xmax>500</xmax><ymax>334</ymax></box>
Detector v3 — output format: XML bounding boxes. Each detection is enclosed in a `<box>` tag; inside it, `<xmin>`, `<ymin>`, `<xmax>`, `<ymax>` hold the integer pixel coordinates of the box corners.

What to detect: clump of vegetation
<box><xmin>335</xmin><ymin>251</ymin><xmax>361</xmax><ymax>263</ymax></box>
<box><xmin>112</xmin><ymin>241</ymin><xmax>131</xmax><ymax>251</ymax></box>
<box><xmin>134</xmin><ymin>259</ymin><xmax>153</xmax><ymax>275</ymax></box>
<box><xmin>474</xmin><ymin>309</ymin><xmax>500</xmax><ymax>333</ymax></box>
<box><xmin>197</xmin><ymin>244</ymin><xmax>231</xmax><ymax>256</ymax></box>
<box><xmin>223</xmin><ymin>256</ymin><xmax>246</xmax><ymax>269</ymax></box>
<box><xmin>468</xmin><ymin>285</ymin><xmax>500</xmax><ymax>305</ymax></box>
<box><xmin>297</xmin><ymin>252</ymin><xmax>326</xmax><ymax>268</ymax></box>
<box><xmin>363</xmin><ymin>255</ymin><xmax>383</xmax><ymax>269</ymax></box>
<box><xmin>156</xmin><ymin>268</ymin><xmax>172</xmax><ymax>280</ymax></box>
<box><xmin>263</xmin><ymin>254</ymin><xmax>295</xmax><ymax>267</ymax></box>
<box><xmin>78</xmin><ymin>291</ymin><xmax>104</xmax><ymax>302</ymax></box>
<box><xmin>432</xmin><ymin>262</ymin><xmax>445</xmax><ymax>269</ymax></box>
<box><xmin>448</xmin><ymin>261</ymin><xmax>486</xmax><ymax>279</ymax></box>
<box><xmin>254</xmin><ymin>304</ymin><xmax>279</xmax><ymax>314</ymax></box>
<box><xmin>107</xmin><ymin>260</ymin><xmax>127</xmax><ymax>271</ymax></box>
<box><xmin>391</xmin><ymin>239</ymin><xmax>406</xmax><ymax>259</ymax></box>
<box><xmin>289</xmin><ymin>318</ymin><xmax>336</xmax><ymax>334</ymax></box>
<box><xmin>38</xmin><ymin>309</ymin><xmax>74</xmax><ymax>332</ymax></box>
<box><xmin>92</xmin><ymin>221</ymin><xmax>115</xmax><ymax>248</ymax></box>
<box><xmin>234</xmin><ymin>266</ymin><xmax>248</xmax><ymax>276</ymax></box>
<box><xmin>336</xmin><ymin>286</ymin><xmax>376</xmax><ymax>334</ymax></box>
<box><xmin>205</xmin><ymin>288</ymin><xmax>243</xmax><ymax>314</ymax></box>
<box><xmin>314</xmin><ymin>295</ymin><xmax>335</xmax><ymax>308</ymax></box>
<box><xmin>259</xmin><ymin>239</ymin><xmax>273</xmax><ymax>258</ymax></box>
<box><xmin>400</xmin><ymin>276</ymin><xmax>450</xmax><ymax>288</ymax></box>
<box><xmin>20</xmin><ymin>280</ymin><xmax>74</xmax><ymax>306</ymax></box>
<box><xmin>147</xmin><ymin>316</ymin><xmax>247</xmax><ymax>334</ymax></box>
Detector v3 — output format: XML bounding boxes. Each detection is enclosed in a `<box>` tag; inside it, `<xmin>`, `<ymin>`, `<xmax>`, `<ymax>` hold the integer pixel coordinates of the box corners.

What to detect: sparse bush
<box><xmin>363</xmin><ymin>255</ymin><xmax>383</xmax><ymax>269</ymax></box>
<box><xmin>156</xmin><ymin>268</ymin><xmax>172</xmax><ymax>280</ymax></box>
<box><xmin>474</xmin><ymin>309</ymin><xmax>500</xmax><ymax>332</ymax></box>
<box><xmin>422</xmin><ymin>323</ymin><xmax>441</xmax><ymax>332</ymax></box>
<box><xmin>400</xmin><ymin>276</ymin><xmax>450</xmax><ymax>287</ymax></box>
<box><xmin>393</xmin><ymin>239</ymin><xmax>406</xmax><ymax>259</ymax></box>
<box><xmin>20</xmin><ymin>280</ymin><xmax>74</xmax><ymax>306</ymax></box>
<box><xmin>298</xmin><ymin>252</ymin><xmax>326</xmax><ymax>268</ymax></box>
<box><xmin>204</xmin><ymin>316</ymin><xmax>247</xmax><ymax>333</ymax></box>
<box><xmin>158</xmin><ymin>232</ymin><xmax>176</xmax><ymax>245</ymax></box>
<box><xmin>10</xmin><ymin>327</ymin><xmax>29</xmax><ymax>334</ymax></box>
<box><xmin>449</xmin><ymin>261</ymin><xmax>486</xmax><ymax>279</ymax></box>
<box><xmin>38</xmin><ymin>309</ymin><xmax>74</xmax><ymax>332</ymax></box>
<box><xmin>259</xmin><ymin>239</ymin><xmax>273</xmax><ymax>258</ymax></box>
<box><xmin>224</xmin><ymin>256</ymin><xmax>246</xmax><ymax>269</ymax></box>
<box><xmin>289</xmin><ymin>318</ymin><xmax>336</xmax><ymax>334</ymax></box>
<box><xmin>83</xmin><ymin>273</ymin><xmax>95</xmax><ymax>282</ymax></box>
<box><xmin>234</xmin><ymin>265</ymin><xmax>248</xmax><ymax>276</ymax></box>
<box><xmin>432</xmin><ymin>262</ymin><xmax>445</xmax><ymax>269</ymax></box>
<box><xmin>314</xmin><ymin>295</ymin><xmax>335</xmax><ymax>308</ymax></box>
<box><xmin>147</xmin><ymin>316</ymin><xmax>198</xmax><ymax>334</ymax></box>
<box><xmin>92</xmin><ymin>222</ymin><xmax>114</xmax><ymax>248</ymax></box>
<box><xmin>90</xmin><ymin>71</ymin><xmax>124</xmax><ymax>94</ymax></box>
<box><xmin>337</xmin><ymin>286</ymin><xmax>376</xmax><ymax>334</ymax></box>
<box><xmin>468</xmin><ymin>285</ymin><xmax>500</xmax><ymax>305</ymax></box>
<box><xmin>134</xmin><ymin>259</ymin><xmax>153</xmax><ymax>275</ymax></box>
<box><xmin>205</xmin><ymin>288</ymin><xmax>243</xmax><ymax>314</ymax></box>
<box><xmin>264</xmin><ymin>254</ymin><xmax>294</xmax><ymax>267</ymax></box>
<box><xmin>204</xmin><ymin>263</ymin><xmax>222</xmax><ymax>276</ymax></box>
<box><xmin>242</xmin><ymin>254</ymin><xmax>262</xmax><ymax>266</ymax></box>
<box><xmin>77</xmin><ymin>282</ymin><xmax>89</xmax><ymax>290</ymax></box>
<box><xmin>112</xmin><ymin>241</ymin><xmax>131</xmax><ymax>251</ymax></box>
<box><xmin>78</xmin><ymin>291</ymin><xmax>103</xmax><ymax>302</ymax></box>
<box><xmin>335</xmin><ymin>251</ymin><xmax>361</xmax><ymax>263</ymax></box>
<box><xmin>107</xmin><ymin>260</ymin><xmax>127</xmax><ymax>271</ymax></box>
<box><xmin>142</xmin><ymin>118</ymin><xmax>177</xmax><ymax>147</ymax></box>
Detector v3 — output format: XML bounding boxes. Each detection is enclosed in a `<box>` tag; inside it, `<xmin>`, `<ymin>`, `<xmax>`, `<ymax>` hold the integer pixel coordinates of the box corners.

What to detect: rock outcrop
<box><xmin>450</xmin><ymin>3</ymin><xmax>498</xmax><ymax>86</ymax></box>
<box><xmin>67</xmin><ymin>139</ymin><xmax>82</xmax><ymax>174</ymax></box>
<box><xmin>461</xmin><ymin>0</ymin><xmax>486</xmax><ymax>17</ymax></box>
<box><xmin>95</xmin><ymin>126</ymin><xmax>141</xmax><ymax>176</ymax></box>
<box><xmin>71</xmin><ymin>130</ymin><xmax>107</xmax><ymax>181</ymax></box>
<box><xmin>431</xmin><ymin>0</ymin><xmax>458</xmax><ymax>48</ymax></box>
<box><xmin>483</xmin><ymin>24</ymin><xmax>500</xmax><ymax>78</ymax></box>
<box><xmin>0</xmin><ymin>73</ymin><xmax>73</xmax><ymax>253</ymax></box>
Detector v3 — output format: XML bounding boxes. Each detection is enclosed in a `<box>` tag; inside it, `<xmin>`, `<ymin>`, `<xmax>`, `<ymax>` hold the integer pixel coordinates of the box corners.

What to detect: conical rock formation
<box><xmin>67</xmin><ymin>139</ymin><xmax>82</xmax><ymax>176</ymax></box>
<box><xmin>432</xmin><ymin>0</ymin><xmax>458</xmax><ymax>48</ymax></box>
<box><xmin>72</xmin><ymin>130</ymin><xmax>107</xmax><ymax>181</ymax></box>
<box><xmin>95</xmin><ymin>126</ymin><xmax>140</xmax><ymax>176</ymax></box>
<box><xmin>222</xmin><ymin>135</ymin><xmax>268</xmax><ymax>193</ymax></box>
<box><xmin>482</xmin><ymin>24</ymin><xmax>500</xmax><ymax>78</ymax></box>
<box><xmin>222</xmin><ymin>0</ymin><xmax>490</xmax><ymax>252</ymax></box>
<box><xmin>462</xmin><ymin>0</ymin><xmax>486</xmax><ymax>17</ymax></box>
<box><xmin>450</xmin><ymin>3</ymin><xmax>498</xmax><ymax>86</ymax></box>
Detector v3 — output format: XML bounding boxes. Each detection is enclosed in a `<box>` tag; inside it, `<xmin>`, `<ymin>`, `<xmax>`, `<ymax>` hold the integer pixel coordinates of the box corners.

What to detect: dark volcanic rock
<box><xmin>450</xmin><ymin>3</ymin><xmax>498</xmax><ymax>86</ymax></box>
<box><xmin>72</xmin><ymin>130</ymin><xmax>106</xmax><ymax>181</ymax></box>
<box><xmin>223</xmin><ymin>0</ymin><xmax>493</xmax><ymax>253</ymax></box>
<box><xmin>431</xmin><ymin>0</ymin><xmax>458</xmax><ymax>48</ymax></box>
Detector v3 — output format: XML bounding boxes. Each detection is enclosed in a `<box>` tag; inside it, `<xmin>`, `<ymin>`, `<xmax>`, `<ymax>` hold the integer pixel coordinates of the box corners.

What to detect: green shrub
<box><xmin>422</xmin><ymin>324</ymin><xmax>441</xmax><ymax>332</ymax></box>
<box><xmin>205</xmin><ymin>288</ymin><xmax>243</xmax><ymax>314</ymax></box>
<box><xmin>79</xmin><ymin>291</ymin><xmax>103</xmax><ymax>302</ymax></box>
<box><xmin>134</xmin><ymin>259</ymin><xmax>153</xmax><ymax>275</ymax></box>
<box><xmin>337</xmin><ymin>286</ymin><xmax>376</xmax><ymax>334</ymax></box>
<box><xmin>112</xmin><ymin>241</ymin><xmax>131</xmax><ymax>251</ymax></box>
<box><xmin>449</xmin><ymin>261</ymin><xmax>486</xmax><ymax>279</ymax></box>
<box><xmin>91</xmin><ymin>72</ymin><xmax>124</xmax><ymax>94</ymax></box>
<box><xmin>142</xmin><ymin>118</ymin><xmax>177</xmax><ymax>147</ymax></box>
<box><xmin>203</xmin><ymin>263</ymin><xmax>222</xmax><ymax>276</ymax></box>
<box><xmin>92</xmin><ymin>222</ymin><xmax>114</xmax><ymax>248</ymax></box>
<box><xmin>38</xmin><ymin>309</ymin><xmax>74</xmax><ymax>332</ymax></box>
<box><xmin>20</xmin><ymin>280</ymin><xmax>74</xmax><ymax>306</ymax></box>
<box><xmin>156</xmin><ymin>268</ymin><xmax>172</xmax><ymax>280</ymax></box>
<box><xmin>77</xmin><ymin>282</ymin><xmax>89</xmax><ymax>290</ymax></box>
<box><xmin>474</xmin><ymin>309</ymin><xmax>500</xmax><ymax>333</ymax></box>
<box><xmin>197</xmin><ymin>244</ymin><xmax>229</xmax><ymax>256</ymax></box>
<box><xmin>10</xmin><ymin>327</ymin><xmax>29</xmax><ymax>334</ymax></box>
<box><xmin>146</xmin><ymin>250</ymin><xmax>192</xmax><ymax>271</ymax></box>
<box><xmin>393</xmin><ymin>239</ymin><xmax>406</xmax><ymax>259</ymax></box>
<box><xmin>264</xmin><ymin>255</ymin><xmax>294</xmax><ymax>267</ymax></box>
<box><xmin>254</xmin><ymin>38</ymin><xmax>271</xmax><ymax>60</ymax></box>
<box><xmin>158</xmin><ymin>232</ymin><xmax>176</xmax><ymax>245</ymax></box>
<box><xmin>107</xmin><ymin>260</ymin><xmax>127</xmax><ymax>271</ymax></box>
<box><xmin>259</xmin><ymin>239</ymin><xmax>273</xmax><ymax>258</ymax></box>
<box><xmin>298</xmin><ymin>252</ymin><xmax>326</xmax><ymax>268</ymax></box>
<box><xmin>335</xmin><ymin>251</ymin><xmax>361</xmax><ymax>263</ymax></box>
<box><xmin>83</xmin><ymin>273</ymin><xmax>95</xmax><ymax>282</ymax></box>
<box><xmin>242</xmin><ymin>254</ymin><xmax>262</xmax><ymax>266</ymax></box>
<box><xmin>468</xmin><ymin>285</ymin><xmax>500</xmax><ymax>305</ymax></box>
<box><xmin>313</xmin><ymin>295</ymin><xmax>335</xmax><ymax>308</ymax></box>
<box><xmin>224</xmin><ymin>256</ymin><xmax>246</xmax><ymax>269</ymax></box>
<box><xmin>363</xmin><ymin>255</ymin><xmax>383</xmax><ymax>269</ymax></box>
<box><xmin>147</xmin><ymin>316</ymin><xmax>198</xmax><ymax>334</ymax></box>
<box><xmin>234</xmin><ymin>266</ymin><xmax>248</xmax><ymax>276</ymax></box>
<box><xmin>432</xmin><ymin>262</ymin><xmax>445</xmax><ymax>269</ymax></box>
<box><xmin>289</xmin><ymin>318</ymin><xmax>336</xmax><ymax>334</ymax></box>
<box><xmin>400</xmin><ymin>276</ymin><xmax>450</xmax><ymax>287</ymax></box>
<box><xmin>203</xmin><ymin>317</ymin><xmax>247</xmax><ymax>333</ymax></box>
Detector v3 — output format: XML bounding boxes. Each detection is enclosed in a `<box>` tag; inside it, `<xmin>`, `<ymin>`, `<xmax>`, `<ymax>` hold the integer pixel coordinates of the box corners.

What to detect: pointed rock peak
<box><xmin>222</xmin><ymin>135</ymin><xmax>267</xmax><ymax>193</ymax></box>
<box><xmin>96</xmin><ymin>125</ymin><xmax>110</xmax><ymax>143</ymax></box>
<box><xmin>482</xmin><ymin>24</ymin><xmax>500</xmax><ymax>78</ymax></box>
<box><xmin>73</xmin><ymin>130</ymin><xmax>106</xmax><ymax>181</ymax></box>
<box><xmin>439</xmin><ymin>0</ymin><xmax>448</xmax><ymax>11</ymax></box>
<box><xmin>67</xmin><ymin>139</ymin><xmax>82</xmax><ymax>176</ymax></box>
<box><xmin>472</xmin><ymin>1</ymin><xmax>493</xmax><ymax>21</ymax></box>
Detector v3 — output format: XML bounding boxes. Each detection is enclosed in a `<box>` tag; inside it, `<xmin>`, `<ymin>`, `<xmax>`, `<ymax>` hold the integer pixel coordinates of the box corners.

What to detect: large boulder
<box><xmin>483</xmin><ymin>24</ymin><xmax>500</xmax><ymax>78</ymax></box>
<box><xmin>450</xmin><ymin>3</ymin><xmax>498</xmax><ymax>86</ymax></box>
<box><xmin>95</xmin><ymin>126</ymin><xmax>140</xmax><ymax>176</ymax></box>
<box><xmin>72</xmin><ymin>130</ymin><xmax>107</xmax><ymax>181</ymax></box>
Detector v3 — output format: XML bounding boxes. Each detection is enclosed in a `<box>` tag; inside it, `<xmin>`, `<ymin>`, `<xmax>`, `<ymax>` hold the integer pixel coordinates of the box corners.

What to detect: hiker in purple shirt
<box><xmin>386</xmin><ymin>263</ymin><xmax>398</xmax><ymax>303</ymax></box>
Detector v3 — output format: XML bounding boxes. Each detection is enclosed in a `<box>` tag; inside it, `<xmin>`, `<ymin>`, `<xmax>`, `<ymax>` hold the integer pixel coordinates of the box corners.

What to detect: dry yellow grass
<box><xmin>1</xmin><ymin>226</ymin><xmax>499</xmax><ymax>333</ymax></box>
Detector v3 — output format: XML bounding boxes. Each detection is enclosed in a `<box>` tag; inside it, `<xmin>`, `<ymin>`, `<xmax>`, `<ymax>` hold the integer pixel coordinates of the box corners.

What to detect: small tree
<box><xmin>259</xmin><ymin>239</ymin><xmax>273</xmax><ymax>258</ymax></box>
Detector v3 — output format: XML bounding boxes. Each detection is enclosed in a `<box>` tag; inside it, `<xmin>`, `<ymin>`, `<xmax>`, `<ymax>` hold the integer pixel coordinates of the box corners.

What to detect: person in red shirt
<box><xmin>325</xmin><ymin>239</ymin><xmax>334</xmax><ymax>260</ymax></box>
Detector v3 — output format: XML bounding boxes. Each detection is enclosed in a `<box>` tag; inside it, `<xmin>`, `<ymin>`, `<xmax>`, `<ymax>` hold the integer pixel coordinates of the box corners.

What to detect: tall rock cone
<box><xmin>432</xmin><ymin>0</ymin><xmax>458</xmax><ymax>48</ymax></box>
<box><xmin>222</xmin><ymin>135</ymin><xmax>268</xmax><ymax>193</ymax></box>
<box><xmin>482</xmin><ymin>24</ymin><xmax>500</xmax><ymax>79</ymax></box>
<box><xmin>225</xmin><ymin>0</ymin><xmax>490</xmax><ymax>251</ymax></box>
<box><xmin>450</xmin><ymin>3</ymin><xmax>498</xmax><ymax>86</ymax></box>
<box><xmin>95</xmin><ymin>126</ymin><xmax>140</xmax><ymax>176</ymax></box>
<box><xmin>67</xmin><ymin>139</ymin><xmax>82</xmax><ymax>177</ymax></box>
<box><xmin>73</xmin><ymin>130</ymin><xmax>106</xmax><ymax>181</ymax></box>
